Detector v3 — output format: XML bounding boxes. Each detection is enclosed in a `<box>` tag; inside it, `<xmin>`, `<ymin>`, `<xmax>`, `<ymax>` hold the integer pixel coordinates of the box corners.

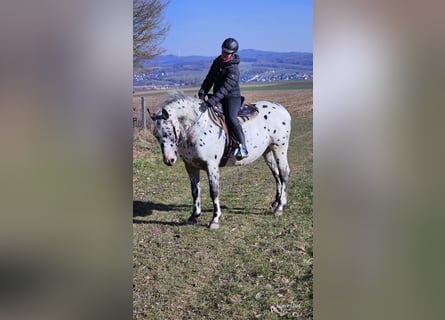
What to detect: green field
<box><xmin>241</xmin><ymin>80</ymin><xmax>313</xmax><ymax>91</ymax></box>
<box><xmin>133</xmin><ymin>110</ymin><xmax>313</xmax><ymax>319</ymax></box>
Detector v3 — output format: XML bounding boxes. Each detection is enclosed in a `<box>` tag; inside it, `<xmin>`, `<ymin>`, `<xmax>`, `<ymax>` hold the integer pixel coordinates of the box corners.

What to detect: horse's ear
<box><xmin>147</xmin><ymin>106</ymin><xmax>155</xmax><ymax>120</ymax></box>
<box><xmin>162</xmin><ymin>108</ymin><xmax>169</xmax><ymax>120</ymax></box>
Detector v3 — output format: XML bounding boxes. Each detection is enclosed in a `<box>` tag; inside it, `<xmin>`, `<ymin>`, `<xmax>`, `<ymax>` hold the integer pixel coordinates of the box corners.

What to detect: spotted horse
<box><xmin>151</xmin><ymin>92</ymin><xmax>291</xmax><ymax>229</ymax></box>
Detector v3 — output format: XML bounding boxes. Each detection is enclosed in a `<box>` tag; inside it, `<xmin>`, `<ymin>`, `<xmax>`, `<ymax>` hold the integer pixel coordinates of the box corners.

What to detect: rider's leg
<box><xmin>223</xmin><ymin>96</ymin><xmax>248</xmax><ymax>159</ymax></box>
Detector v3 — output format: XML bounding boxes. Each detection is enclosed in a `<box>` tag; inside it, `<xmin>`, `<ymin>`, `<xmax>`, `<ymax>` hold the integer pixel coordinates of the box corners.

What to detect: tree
<box><xmin>133</xmin><ymin>0</ymin><xmax>170</xmax><ymax>68</ymax></box>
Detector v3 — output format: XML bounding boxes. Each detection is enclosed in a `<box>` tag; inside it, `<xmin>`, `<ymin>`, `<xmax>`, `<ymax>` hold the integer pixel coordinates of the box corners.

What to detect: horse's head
<box><xmin>152</xmin><ymin>107</ymin><xmax>179</xmax><ymax>166</ymax></box>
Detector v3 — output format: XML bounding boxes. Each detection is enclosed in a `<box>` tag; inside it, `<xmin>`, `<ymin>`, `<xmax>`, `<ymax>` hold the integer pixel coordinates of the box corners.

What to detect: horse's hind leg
<box><xmin>263</xmin><ymin>150</ymin><xmax>283</xmax><ymax>213</ymax></box>
<box><xmin>185</xmin><ymin>164</ymin><xmax>201</xmax><ymax>224</ymax></box>
<box><xmin>263</xmin><ymin>148</ymin><xmax>290</xmax><ymax>216</ymax></box>
<box><xmin>273</xmin><ymin>147</ymin><xmax>290</xmax><ymax>216</ymax></box>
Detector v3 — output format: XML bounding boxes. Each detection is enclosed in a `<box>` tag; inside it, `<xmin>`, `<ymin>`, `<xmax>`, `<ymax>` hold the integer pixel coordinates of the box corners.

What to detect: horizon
<box><xmin>156</xmin><ymin>48</ymin><xmax>313</xmax><ymax>58</ymax></box>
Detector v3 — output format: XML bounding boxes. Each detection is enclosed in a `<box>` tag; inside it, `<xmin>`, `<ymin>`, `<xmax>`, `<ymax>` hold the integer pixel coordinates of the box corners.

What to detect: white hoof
<box><xmin>274</xmin><ymin>208</ymin><xmax>284</xmax><ymax>216</ymax></box>
<box><xmin>209</xmin><ymin>222</ymin><xmax>220</xmax><ymax>230</ymax></box>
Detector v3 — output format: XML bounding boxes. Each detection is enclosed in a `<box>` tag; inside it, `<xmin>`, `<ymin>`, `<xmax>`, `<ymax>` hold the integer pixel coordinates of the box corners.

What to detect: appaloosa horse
<box><xmin>152</xmin><ymin>92</ymin><xmax>291</xmax><ymax>229</ymax></box>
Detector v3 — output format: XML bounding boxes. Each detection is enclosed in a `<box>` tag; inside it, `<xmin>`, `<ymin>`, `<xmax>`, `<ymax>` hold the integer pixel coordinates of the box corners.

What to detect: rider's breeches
<box><xmin>222</xmin><ymin>96</ymin><xmax>246</xmax><ymax>146</ymax></box>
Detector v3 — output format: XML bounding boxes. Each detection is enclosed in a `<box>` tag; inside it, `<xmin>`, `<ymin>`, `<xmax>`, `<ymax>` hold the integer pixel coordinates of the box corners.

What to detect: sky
<box><xmin>160</xmin><ymin>0</ymin><xmax>312</xmax><ymax>56</ymax></box>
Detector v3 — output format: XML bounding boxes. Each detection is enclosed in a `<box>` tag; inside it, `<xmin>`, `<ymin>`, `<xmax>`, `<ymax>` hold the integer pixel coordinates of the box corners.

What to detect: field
<box><xmin>133</xmin><ymin>83</ymin><xmax>313</xmax><ymax>319</ymax></box>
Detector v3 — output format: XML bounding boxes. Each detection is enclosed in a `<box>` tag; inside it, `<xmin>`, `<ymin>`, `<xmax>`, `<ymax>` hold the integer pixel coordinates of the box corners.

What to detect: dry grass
<box><xmin>132</xmin><ymin>87</ymin><xmax>312</xmax><ymax>117</ymax></box>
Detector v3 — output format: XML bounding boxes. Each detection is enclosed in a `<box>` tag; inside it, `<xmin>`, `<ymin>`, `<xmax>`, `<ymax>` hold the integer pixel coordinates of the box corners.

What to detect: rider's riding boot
<box><xmin>236</xmin><ymin>144</ymin><xmax>248</xmax><ymax>160</ymax></box>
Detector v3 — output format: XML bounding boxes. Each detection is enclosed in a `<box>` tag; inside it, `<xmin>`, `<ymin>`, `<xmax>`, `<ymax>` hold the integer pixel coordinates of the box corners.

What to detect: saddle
<box><xmin>207</xmin><ymin>97</ymin><xmax>259</xmax><ymax>166</ymax></box>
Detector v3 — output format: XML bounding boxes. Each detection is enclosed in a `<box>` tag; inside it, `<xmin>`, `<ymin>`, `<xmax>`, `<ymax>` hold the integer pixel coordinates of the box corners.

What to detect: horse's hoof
<box><xmin>209</xmin><ymin>222</ymin><xmax>220</xmax><ymax>230</ymax></box>
<box><xmin>273</xmin><ymin>208</ymin><xmax>284</xmax><ymax>216</ymax></box>
<box><xmin>187</xmin><ymin>217</ymin><xmax>198</xmax><ymax>224</ymax></box>
<box><xmin>270</xmin><ymin>201</ymin><xmax>279</xmax><ymax>209</ymax></box>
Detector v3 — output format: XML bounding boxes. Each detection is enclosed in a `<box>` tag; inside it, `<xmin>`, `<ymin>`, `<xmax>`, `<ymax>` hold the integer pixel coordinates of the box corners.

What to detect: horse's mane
<box><xmin>155</xmin><ymin>91</ymin><xmax>204</xmax><ymax>117</ymax></box>
<box><xmin>162</xmin><ymin>91</ymin><xmax>192</xmax><ymax>106</ymax></box>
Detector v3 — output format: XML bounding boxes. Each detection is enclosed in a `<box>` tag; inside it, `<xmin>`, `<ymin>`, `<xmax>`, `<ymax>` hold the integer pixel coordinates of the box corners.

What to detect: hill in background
<box><xmin>133</xmin><ymin>49</ymin><xmax>312</xmax><ymax>88</ymax></box>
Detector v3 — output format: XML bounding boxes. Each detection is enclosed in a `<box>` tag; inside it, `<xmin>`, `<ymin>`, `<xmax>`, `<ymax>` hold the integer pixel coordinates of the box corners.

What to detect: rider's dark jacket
<box><xmin>198</xmin><ymin>54</ymin><xmax>241</xmax><ymax>105</ymax></box>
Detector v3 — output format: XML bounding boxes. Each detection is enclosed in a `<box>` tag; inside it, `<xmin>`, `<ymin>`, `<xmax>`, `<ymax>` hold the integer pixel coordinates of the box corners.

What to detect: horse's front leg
<box><xmin>206</xmin><ymin>164</ymin><xmax>221</xmax><ymax>229</ymax></box>
<box><xmin>185</xmin><ymin>164</ymin><xmax>201</xmax><ymax>224</ymax></box>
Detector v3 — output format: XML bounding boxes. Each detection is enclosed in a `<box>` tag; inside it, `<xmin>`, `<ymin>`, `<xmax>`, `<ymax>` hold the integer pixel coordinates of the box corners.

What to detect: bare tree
<box><xmin>133</xmin><ymin>0</ymin><xmax>170</xmax><ymax>68</ymax></box>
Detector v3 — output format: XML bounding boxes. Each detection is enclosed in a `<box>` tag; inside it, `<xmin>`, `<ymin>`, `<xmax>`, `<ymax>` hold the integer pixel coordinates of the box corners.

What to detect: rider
<box><xmin>198</xmin><ymin>37</ymin><xmax>248</xmax><ymax>160</ymax></box>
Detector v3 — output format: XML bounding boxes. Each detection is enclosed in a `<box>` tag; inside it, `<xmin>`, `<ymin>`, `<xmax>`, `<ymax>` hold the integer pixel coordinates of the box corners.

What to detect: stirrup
<box><xmin>235</xmin><ymin>144</ymin><xmax>248</xmax><ymax>160</ymax></box>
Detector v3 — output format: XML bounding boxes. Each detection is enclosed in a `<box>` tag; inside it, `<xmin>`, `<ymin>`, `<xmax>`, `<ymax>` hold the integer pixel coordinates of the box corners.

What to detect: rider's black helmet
<box><xmin>221</xmin><ymin>38</ymin><xmax>239</xmax><ymax>53</ymax></box>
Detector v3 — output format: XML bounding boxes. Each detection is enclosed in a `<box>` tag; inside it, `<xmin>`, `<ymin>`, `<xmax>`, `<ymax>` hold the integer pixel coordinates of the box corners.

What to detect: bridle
<box><xmin>150</xmin><ymin>101</ymin><xmax>208</xmax><ymax>149</ymax></box>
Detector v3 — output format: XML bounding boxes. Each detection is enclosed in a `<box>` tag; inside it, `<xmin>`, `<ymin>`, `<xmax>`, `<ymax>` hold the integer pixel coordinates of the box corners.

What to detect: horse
<box><xmin>151</xmin><ymin>92</ymin><xmax>291</xmax><ymax>229</ymax></box>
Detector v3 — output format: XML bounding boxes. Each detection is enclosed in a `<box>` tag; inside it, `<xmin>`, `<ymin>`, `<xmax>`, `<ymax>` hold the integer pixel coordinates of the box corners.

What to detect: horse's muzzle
<box><xmin>163</xmin><ymin>155</ymin><xmax>177</xmax><ymax>166</ymax></box>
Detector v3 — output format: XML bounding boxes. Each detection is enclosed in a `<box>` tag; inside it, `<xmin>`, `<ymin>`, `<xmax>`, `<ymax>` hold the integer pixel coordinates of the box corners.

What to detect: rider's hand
<box><xmin>207</xmin><ymin>96</ymin><xmax>216</xmax><ymax>107</ymax></box>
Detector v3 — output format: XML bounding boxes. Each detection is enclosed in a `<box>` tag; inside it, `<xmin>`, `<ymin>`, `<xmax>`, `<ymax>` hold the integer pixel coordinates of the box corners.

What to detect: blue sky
<box><xmin>160</xmin><ymin>0</ymin><xmax>312</xmax><ymax>56</ymax></box>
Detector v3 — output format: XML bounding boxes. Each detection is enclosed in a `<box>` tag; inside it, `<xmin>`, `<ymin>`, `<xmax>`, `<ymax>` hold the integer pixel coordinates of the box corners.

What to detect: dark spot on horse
<box><xmin>214</xmin><ymin>154</ymin><xmax>217</xmax><ymax>159</ymax></box>
<box><xmin>282</xmin><ymin>122</ymin><xmax>286</xmax><ymax>125</ymax></box>
<box><xmin>170</xmin><ymin>144</ymin><xmax>174</xmax><ymax>147</ymax></box>
<box><xmin>273</xmin><ymin>130</ymin><xmax>276</xmax><ymax>134</ymax></box>
<box><xmin>264</xmin><ymin>126</ymin><xmax>267</xmax><ymax>130</ymax></box>
<box><xmin>204</xmin><ymin>132</ymin><xmax>207</xmax><ymax>135</ymax></box>
<box><xmin>264</xmin><ymin>115</ymin><xmax>268</xmax><ymax>120</ymax></box>
<box><xmin>262</xmin><ymin>105</ymin><xmax>268</xmax><ymax>108</ymax></box>
<box><xmin>199</xmin><ymin>144</ymin><xmax>203</xmax><ymax>147</ymax></box>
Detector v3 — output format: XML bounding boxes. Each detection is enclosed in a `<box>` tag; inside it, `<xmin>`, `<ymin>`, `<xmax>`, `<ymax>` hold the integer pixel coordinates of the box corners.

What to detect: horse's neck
<box><xmin>175</xmin><ymin>105</ymin><xmax>206</xmax><ymax>131</ymax></box>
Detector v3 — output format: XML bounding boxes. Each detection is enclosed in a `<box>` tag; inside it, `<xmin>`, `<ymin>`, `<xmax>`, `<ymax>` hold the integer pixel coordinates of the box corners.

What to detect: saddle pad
<box><xmin>238</xmin><ymin>103</ymin><xmax>259</xmax><ymax>122</ymax></box>
<box><xmin>208</xmin><ymin>103</ymin><xmax>259</xmax><ymax>129</ymax></box>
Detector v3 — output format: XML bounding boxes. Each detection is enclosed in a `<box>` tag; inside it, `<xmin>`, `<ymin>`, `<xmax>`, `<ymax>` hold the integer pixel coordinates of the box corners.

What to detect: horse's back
<box><xmin>252</xmin><ymin>100</ymin><xmax>291</xmax><ymax>131</ymax></box>
<box><xmin>254</xmin><ymin>101</ymin><xmax>290</xmax><ymax>119</ymax></box>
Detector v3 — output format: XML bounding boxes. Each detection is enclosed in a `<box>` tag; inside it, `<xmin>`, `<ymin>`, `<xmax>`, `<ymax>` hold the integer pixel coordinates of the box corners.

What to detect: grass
<box><xmin>133</xmin><ymin>112</ymin><xmax>312</xmax><ymax>319</ymax></box>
